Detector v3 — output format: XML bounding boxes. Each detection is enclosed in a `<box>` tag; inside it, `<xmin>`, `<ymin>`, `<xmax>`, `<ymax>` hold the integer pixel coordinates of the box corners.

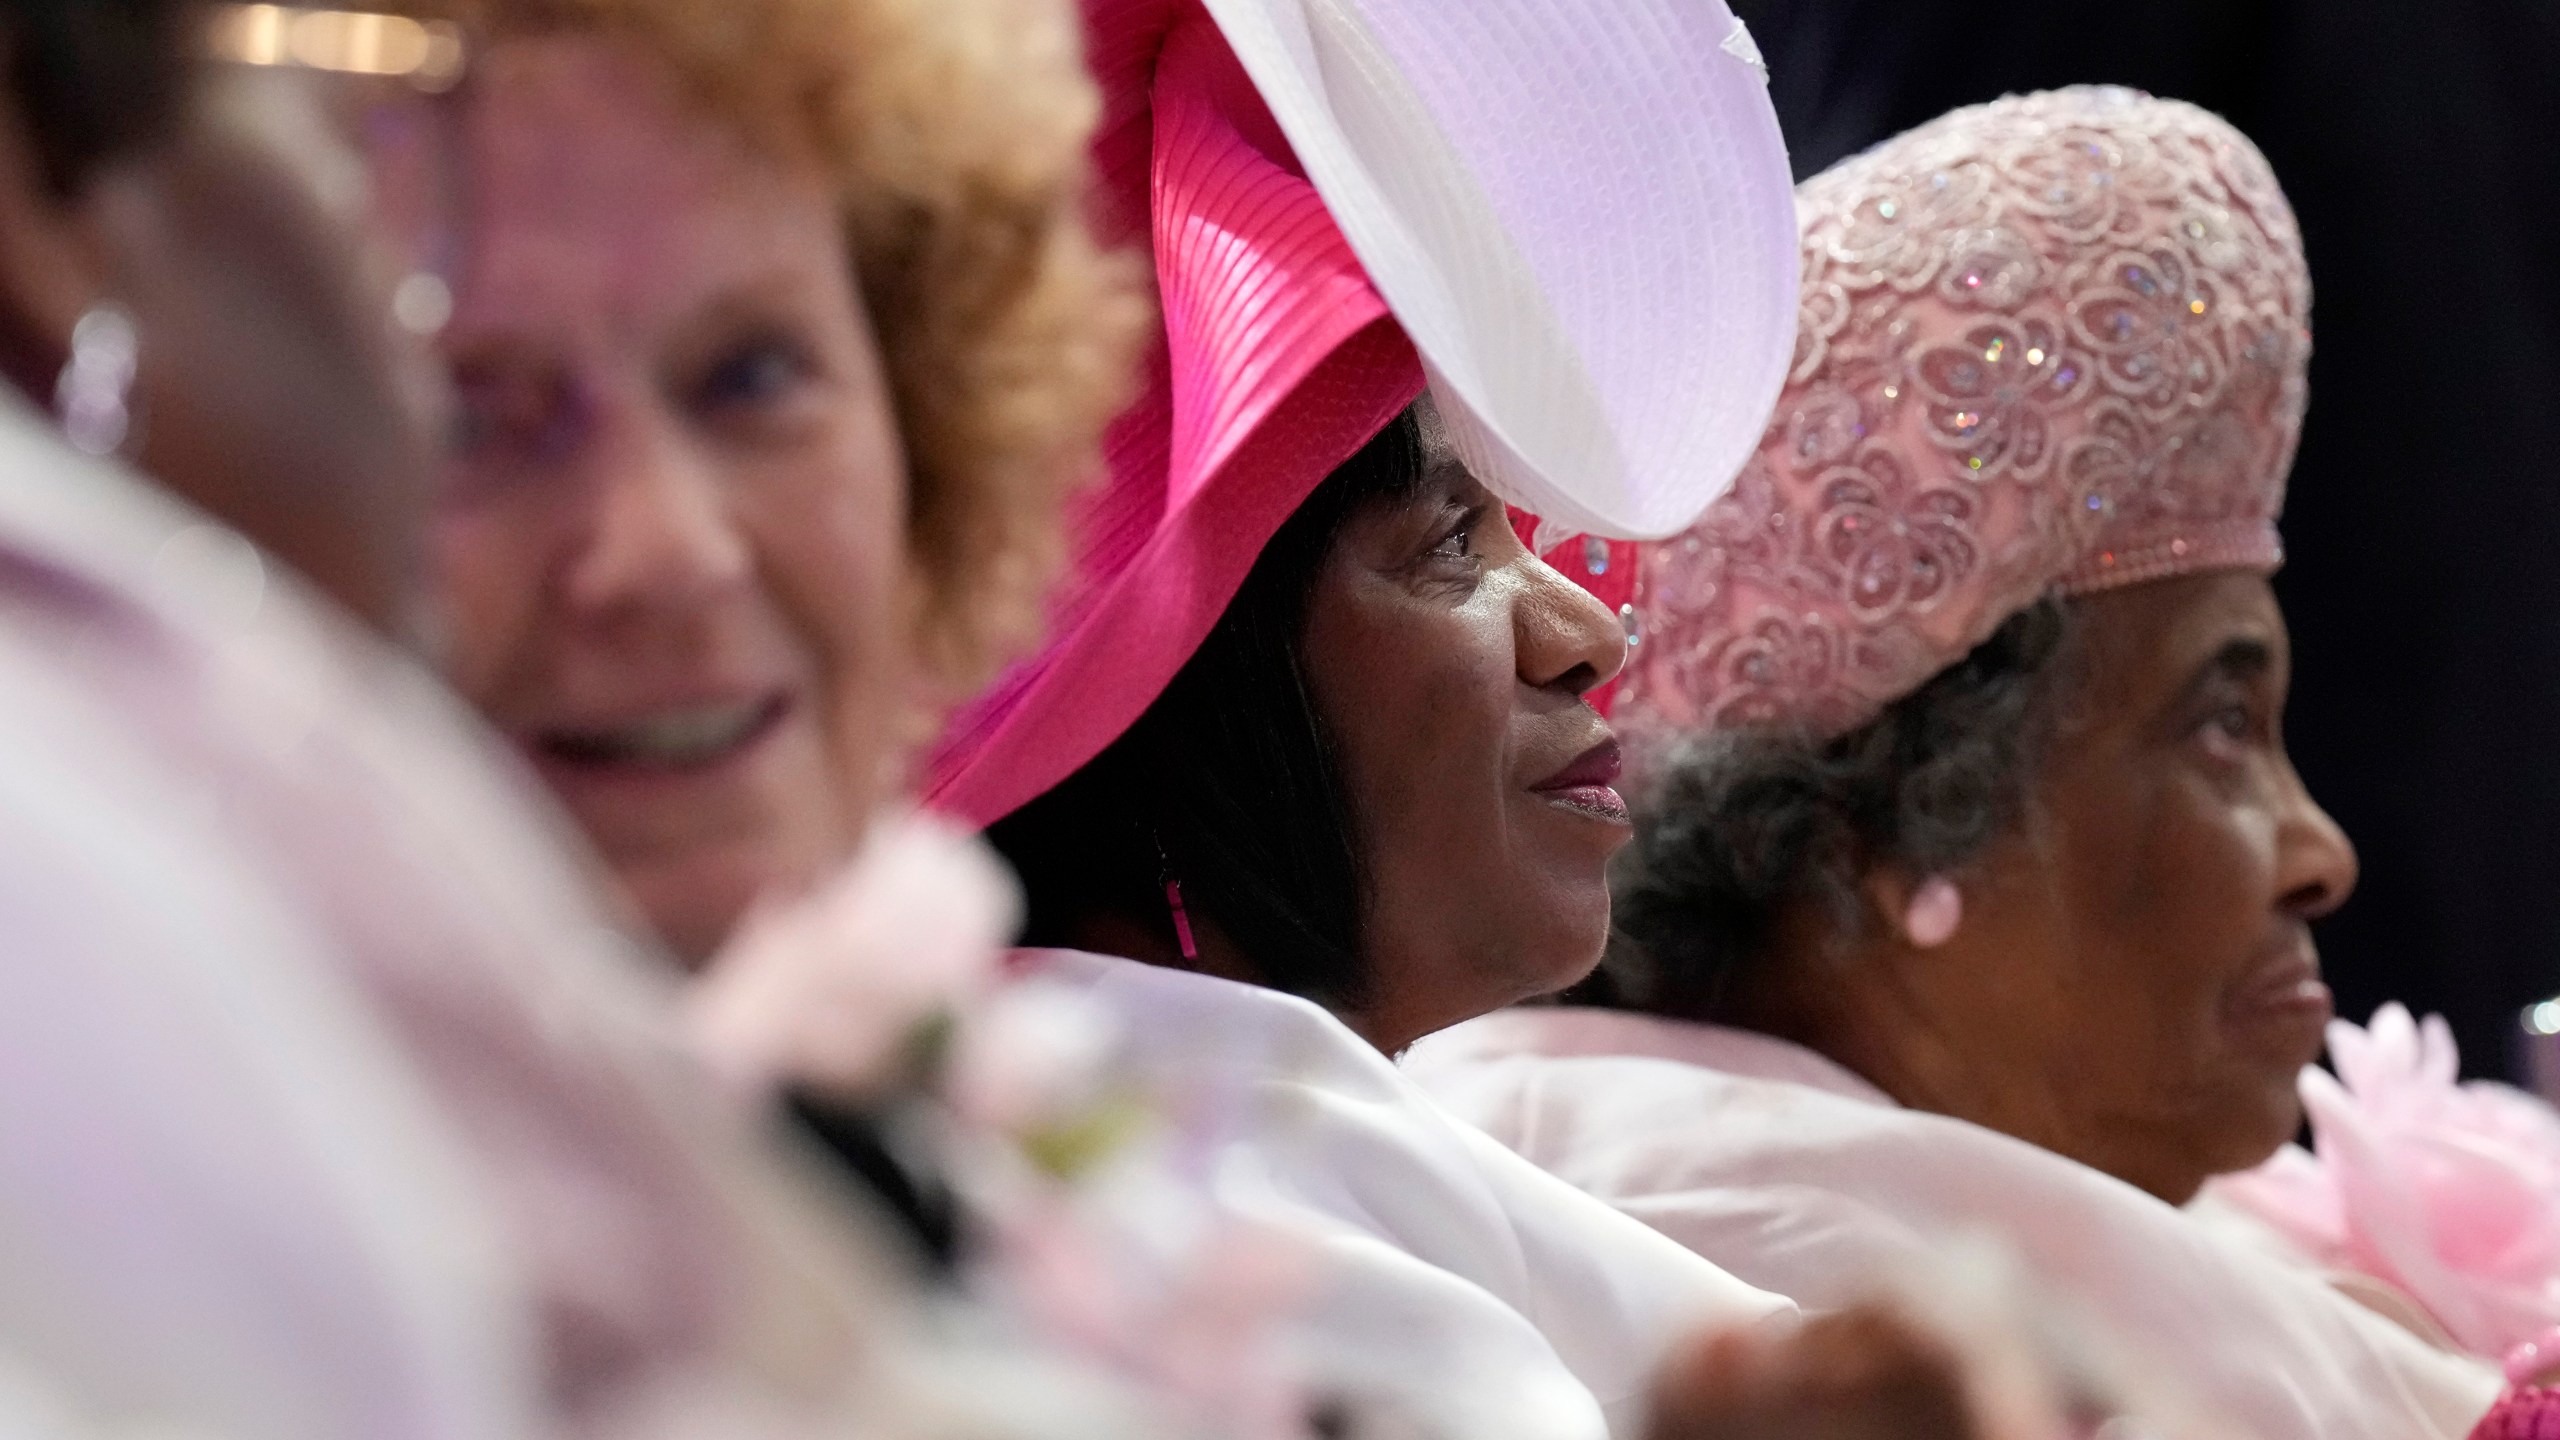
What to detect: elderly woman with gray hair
<box><xmin>1410</xmin><ymin>87</ymin><xmax>2515</xmax><ymax>1440</ymax></box>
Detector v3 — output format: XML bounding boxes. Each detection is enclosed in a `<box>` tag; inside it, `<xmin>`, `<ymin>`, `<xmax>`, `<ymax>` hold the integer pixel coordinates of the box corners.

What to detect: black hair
<box><xmin>1</xmin><ymin>0</ymin><xmax>195</xmax><ymax>195</ymax></box>
<box><xmin>1593</xmin><ymin>597</ymin><xmax>2078</xmax><ymax>1019</ymax></box>
<box><xmin>987</xmin><ymin>407</ymin><xmax>1430</xmax><ymax>1008</ymax></box>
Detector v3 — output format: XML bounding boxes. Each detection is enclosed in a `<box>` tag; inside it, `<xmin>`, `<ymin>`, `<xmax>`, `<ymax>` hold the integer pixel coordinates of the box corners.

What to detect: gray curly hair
<box><xmin>1596</xmin><ymin>597</ymin><xmax>2080</xmax><ymax>1019</ymax></box>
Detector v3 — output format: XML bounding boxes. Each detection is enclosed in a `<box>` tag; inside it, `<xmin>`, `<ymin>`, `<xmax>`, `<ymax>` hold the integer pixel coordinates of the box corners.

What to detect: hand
<box><xmin>1647</xmin><ymin>1307</ymin><xmax>1981</xmax><ymax>1440</ymax></box>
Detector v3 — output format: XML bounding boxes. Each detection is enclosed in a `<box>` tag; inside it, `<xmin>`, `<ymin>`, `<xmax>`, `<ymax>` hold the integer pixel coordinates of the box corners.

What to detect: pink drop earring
<box><xmin>1154</xmin><ymin>835</ymin><xmax>1199</xmax><ymax>961</ymax></box>
<box><xmin>1904</xmin><ymin>876</ymin><xmax>1963</xmax><ymax>949</ymax></box>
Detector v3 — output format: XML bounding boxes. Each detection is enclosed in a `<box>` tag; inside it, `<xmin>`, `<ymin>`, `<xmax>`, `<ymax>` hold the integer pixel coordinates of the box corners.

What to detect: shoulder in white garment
<box><xmin>1407</xmin><ymin>1006</ymin><xmax>2505</xmax><ymax>1440</ymax></box>
<box><xmin>1019</xmin><ymin>950</ymin><xmax>1795</xmax><ymax>1440</ymax></box>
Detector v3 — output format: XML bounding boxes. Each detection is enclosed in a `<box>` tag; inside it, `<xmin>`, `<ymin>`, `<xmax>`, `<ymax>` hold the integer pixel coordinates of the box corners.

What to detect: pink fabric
<box><xmin>2209</xmin><ymin>1005</ymin><xmax>2560</xmax><ymax>1363</ymax></box>
<box><xmin>1408</xmin><ymin>1006</ymin><xmax>2505</xmax><ymax>1440</ymax></box>
<box><xmin>2471</xmin><ymin>1387</ymin><xmax>2560</xmax><ymax>1440</ymax></box>
<box><xmin>922</xmin><ymin>0</ymin><xmax>1423</xmax><ymax>827</ymax></box>
<box><xmin>1617</xmin><ymin>87</ymin><xmax>2311</xmax><ymax>750</ymax></box>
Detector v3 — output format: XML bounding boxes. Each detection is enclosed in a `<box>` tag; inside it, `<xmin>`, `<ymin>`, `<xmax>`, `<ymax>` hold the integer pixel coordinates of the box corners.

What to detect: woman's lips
<box><xmin>1532</xmin><ymin>737</ymin><xmax>1630</xmax><ymax>822</ymax></box>
<box><xmin>2226</xmin><ymin>937</ymin><xmax>2335</xmax><ymax>1045</ymax></box>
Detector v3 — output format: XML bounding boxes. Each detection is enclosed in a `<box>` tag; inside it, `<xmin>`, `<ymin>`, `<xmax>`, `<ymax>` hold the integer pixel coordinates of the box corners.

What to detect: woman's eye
<box><xmin>1425</xmin><ymin>503</ymin><xmax>1489</xmax><ymax>563</ymax></box>
<box><xmin>448</xmin><ymin>372</ymin><xmax>583</xmax><ymax>463</ymax></box>
<box><xmin>695</xmin><ymin>339</ymin><xmax>812</xmax><ymax>412</ymax></box>
<box><xmin>2195</xmin><ymin>700</ymin><xmax>2261</xmax><ymax>754</ymax></box>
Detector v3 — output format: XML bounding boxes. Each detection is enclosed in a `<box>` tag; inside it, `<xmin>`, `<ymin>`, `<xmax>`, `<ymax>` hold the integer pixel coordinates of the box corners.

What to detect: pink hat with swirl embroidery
<box><xmin>1618</xmin><ymin>86</ymin><xmax>2311</xmax><ymax>753</ymax></box>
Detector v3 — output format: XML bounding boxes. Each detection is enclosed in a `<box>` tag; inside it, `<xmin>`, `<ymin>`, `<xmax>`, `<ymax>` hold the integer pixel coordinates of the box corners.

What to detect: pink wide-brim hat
<box><xmin>1619</xmin><ymin>87</ymin><xmax>2313</xmax><ymax>754</ymax></box>
<box><xmin>925</xmin><ymin>0</ymin><xmax>1798</xmax><ymax>828</ymax></box>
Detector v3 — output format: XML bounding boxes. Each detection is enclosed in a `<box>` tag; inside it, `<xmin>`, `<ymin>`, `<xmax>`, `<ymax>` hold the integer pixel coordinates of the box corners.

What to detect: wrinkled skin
<box><xmin>1649</xmin><ymin>1310</ymin><xmax>1981</xmax><ymax>1440</ymax></box>
<box><xmin>1296</xmin><ymin>447</ymin><xmax>1631</xmax><ymax>1054</ymax></box>
<box><xmin>1748</xmin><ymin>571</ymin><xmax>2358</xmax><ymax>1202</ymax></box>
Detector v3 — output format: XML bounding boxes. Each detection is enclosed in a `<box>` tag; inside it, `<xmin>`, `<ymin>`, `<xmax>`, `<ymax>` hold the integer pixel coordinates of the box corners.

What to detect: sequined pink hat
<box><xmin>1619</xmin><ymin>86</ymin><xmax>2312</xmax><ymax>753</ymax></box>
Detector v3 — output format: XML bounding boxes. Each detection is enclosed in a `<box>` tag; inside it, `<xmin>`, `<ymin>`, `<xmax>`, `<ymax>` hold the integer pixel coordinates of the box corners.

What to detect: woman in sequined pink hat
<box><xmin>1410</xmin><ymin>87</ymin><xmax>2515</xmax><ymax>1440</ymax></box>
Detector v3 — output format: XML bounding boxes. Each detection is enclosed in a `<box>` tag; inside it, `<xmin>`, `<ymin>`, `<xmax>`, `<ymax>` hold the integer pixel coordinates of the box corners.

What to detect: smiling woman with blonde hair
<box><xmin>470</xmin><ymin>0</ymin><xmax>1142</xmax><ymax>690</ymax></box>
<box><xmin>424</xmin><ymin>0</ymin><xmax>1146</xmax><ymax>961</ymax></box>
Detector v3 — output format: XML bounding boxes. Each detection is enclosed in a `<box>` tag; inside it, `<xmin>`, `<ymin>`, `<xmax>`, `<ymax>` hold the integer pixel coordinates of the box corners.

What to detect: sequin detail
<box><xmin>1622</xmin><ymin>87</ymin><xmax>2307</xmax><ymax>753</ymax></box>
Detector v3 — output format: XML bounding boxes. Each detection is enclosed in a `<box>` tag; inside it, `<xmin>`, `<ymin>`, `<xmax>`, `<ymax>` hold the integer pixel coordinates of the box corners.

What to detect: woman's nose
<box><xmin>2274</xmin><ymin>759</ymin><xmax>2358</xmax><ymax>922</ymax></box>
<box><xmin>1516</xmin><ymin>551</ymin><xmax>1628</xmax><ymax>698</ymax></box>
<box><xmin>564</xmin><ymin>415</ymin><xmax>753</xmax><ymax>615</ymax></box>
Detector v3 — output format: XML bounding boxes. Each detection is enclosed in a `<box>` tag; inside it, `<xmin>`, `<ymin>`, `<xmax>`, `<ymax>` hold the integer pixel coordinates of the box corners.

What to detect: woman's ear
<box><xmin>1864</xmin><ymin>868</ymin><xmax>1964</xmax><ymax>950</ymax></box>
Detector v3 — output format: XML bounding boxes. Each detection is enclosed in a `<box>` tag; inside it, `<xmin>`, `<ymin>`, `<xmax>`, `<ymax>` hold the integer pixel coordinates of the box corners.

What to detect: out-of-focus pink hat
<box><xmin>1619</xmin><ymin>87</ymin><xmax>2313</xmax><ymax>754</ymax></box>
<box><xmin>925</xmin><ymin>0</ymin><xmax>1798</xmax><ymax>827</ymax></box>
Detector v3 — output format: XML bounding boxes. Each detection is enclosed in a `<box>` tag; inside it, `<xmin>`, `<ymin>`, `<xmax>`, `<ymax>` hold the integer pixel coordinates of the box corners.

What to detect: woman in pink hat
<box><xmin>1408</xmin><ymin>87</ymin><xmax>2521</xmax><ymax>1440</ymax></box>
<box><xmin>929</xmin><ymin>3</ymin><xmax>2146</xmax><ymax>1439</ymax></box>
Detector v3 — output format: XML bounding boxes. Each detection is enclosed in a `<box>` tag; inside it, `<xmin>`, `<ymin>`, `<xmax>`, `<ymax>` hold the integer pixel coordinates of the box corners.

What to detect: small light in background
<box><xmin>206</xmin><ymin>5</ymin><xmax>467</xmax><ymax>91</ymax></box>
<box><xmin>2518</xmin><ymin>997</ymin><xmax>2560</xmax><ymax>1107</ymax></box>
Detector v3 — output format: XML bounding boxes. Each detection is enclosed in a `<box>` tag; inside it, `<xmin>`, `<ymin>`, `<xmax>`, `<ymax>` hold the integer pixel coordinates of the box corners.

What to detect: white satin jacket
<box><xmin>1023</xmin><ymin>952</ymin><xmax>1796</xmax><ymax>1440</ymax></box>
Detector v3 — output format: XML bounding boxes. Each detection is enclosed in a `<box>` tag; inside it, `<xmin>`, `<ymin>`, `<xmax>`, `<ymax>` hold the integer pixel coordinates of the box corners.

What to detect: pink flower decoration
<box><xmin>947</xmin><ymin>983</ymin><xmax>1125</xmax><ymax>1142</ymax></box>
<box><xmin>681</xmin><ymin>820</ymin><xmax>1327</xmax><ymax>1438</ymax></box>
<box><xmin>2213</xmin><ymin>1003</ymin><xmax>2560</xmax><ymax>1359</ymax></box>
<box><xmin>684</xmin><ymin>811</ymin><xmax>1019</xmax><ymax>1100</ymax></box>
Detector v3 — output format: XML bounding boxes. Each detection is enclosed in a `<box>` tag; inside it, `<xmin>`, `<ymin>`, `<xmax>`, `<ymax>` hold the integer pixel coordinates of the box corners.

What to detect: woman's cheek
<box><xmin>2156</xmin><ymin>784</ymin><xmax>2282</xmax><ymax>987</ymax></box>
<box><xmin>750</xmin><ymin>460</ymin><xmax>911</xmax><ymax>778</ymax></box>
<box><xmin>425</xmin><ymin>512</ymin><xmax>538</xmax><ymax>710</ymax></box>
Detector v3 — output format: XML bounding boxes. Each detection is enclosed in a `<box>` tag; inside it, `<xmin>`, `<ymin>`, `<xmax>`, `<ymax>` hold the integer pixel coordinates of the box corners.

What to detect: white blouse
<box><xmin>1407</xmin><ymin>1006</ymin><xmax>2502</xmax><ymax>1440</ymax></box>
<box><xmin>1022</xmin><ymin>952</ymin><xmax>1796</xmax><ymax>1440</ymax></box>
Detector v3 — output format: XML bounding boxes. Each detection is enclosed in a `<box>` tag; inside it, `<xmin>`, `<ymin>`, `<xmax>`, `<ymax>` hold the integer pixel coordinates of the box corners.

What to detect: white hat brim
<box><xmin>1201</xmin><ymin>0</ymin><xmax>1800</xmax><ymax>539</ymax></box>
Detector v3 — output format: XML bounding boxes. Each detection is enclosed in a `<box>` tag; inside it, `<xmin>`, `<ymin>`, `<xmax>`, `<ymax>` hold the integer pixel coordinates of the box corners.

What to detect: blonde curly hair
<box><xmin>436</xmin><ymin>0</ymin><xmax>1148</xmax><ymax>701</ymax></box>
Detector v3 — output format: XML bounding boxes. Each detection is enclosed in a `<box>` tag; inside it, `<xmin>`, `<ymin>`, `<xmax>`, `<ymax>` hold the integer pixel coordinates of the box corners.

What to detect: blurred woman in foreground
<box><xmin>0</xmin><ymin>2</ymin><xmax>1142</xmax><ymax>1435</ymax></box>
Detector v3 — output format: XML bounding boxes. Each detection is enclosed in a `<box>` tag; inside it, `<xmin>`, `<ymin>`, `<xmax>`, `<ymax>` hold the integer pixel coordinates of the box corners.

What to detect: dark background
<box><xmin>1727</xmin><ymin>0</ymin><xmax>2560</xmax><ymax>1078</ymax></box>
